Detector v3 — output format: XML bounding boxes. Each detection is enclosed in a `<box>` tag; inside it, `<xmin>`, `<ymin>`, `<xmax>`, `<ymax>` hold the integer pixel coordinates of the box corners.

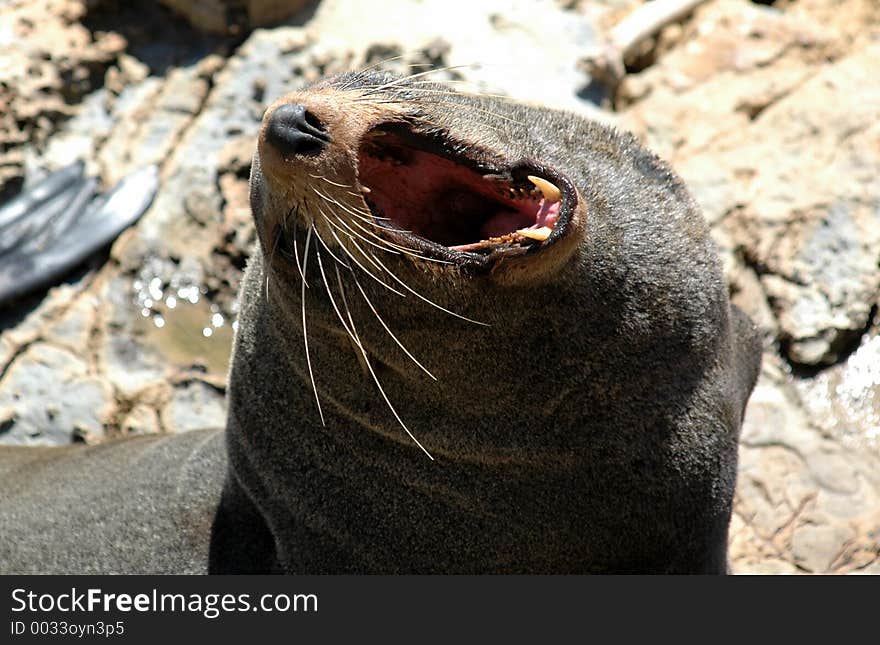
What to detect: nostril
<box><xmin>265</xmin><ymin>103</ymin><xmax>330</xmax><ymax>157</ymax></box>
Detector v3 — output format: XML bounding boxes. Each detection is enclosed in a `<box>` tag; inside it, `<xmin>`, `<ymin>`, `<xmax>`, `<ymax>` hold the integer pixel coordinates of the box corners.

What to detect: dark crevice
<box><xmin>0</xmin><ymin>414</ymin><xmax>15</xmax><ymax>436</ymax></box>
<box><xmin>736</xmin><ymin>244</ymin><xmax>773</xmax><ymax>279</ymax></box>
<box><xmin>0</xmin><ymin>178</ymin><xmax>24</xmax><ymax>208</ymax></box>
<box><xmin>82</xmin><ymin>0</ymin><xmax>247</xmax><ymax>76</ymax></box>
<box><xmin>576</xmin><ymin>79</ymin><xmax>613</xmax><ymax>109</ymax></box>
<box><xmin>170</xmin><ymin>376</ymin><xmax>228</xmax><ymax>396</ymax></box>
<box><xmin>624</xmin><ymin>40</ymin><xmax>661</xmax><ymax>76</ymax></box>
<box><xmin>738</xmin><ymin>101</ymin><xmax>772</xmax><ymax>121</ymax></box>
<box><xmin>787</xmin><ymin>304</ymin><xmax>878</xmax><ymax>379</ymax></box>
<box><xmin>737</xmin><ymin>244</ymin><xmax>808</xmax><ymax>287</ymax></box>
<box><xmin>735</xmin><ymin>245</ymin><xmax>879</xmax><ymax>378</ymax></box>
<box><xmin>0</xmin><ymin>339</ymin><xmax>37</xmax><ymax>384</ymax></box>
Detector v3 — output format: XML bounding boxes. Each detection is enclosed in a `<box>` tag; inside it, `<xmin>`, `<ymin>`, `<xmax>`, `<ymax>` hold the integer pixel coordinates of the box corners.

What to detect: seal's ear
<box><xmin>247</xmin><ymin>152</ymin><xmax>278</xmax><ymax>254</ymax></box>
<box><xmin>248</xmin><ymin>153</ymin><xmax>264</xmax><ymax>223</ymax></box>
<box><xmin>730</xmin><ymin>304</ymin><xmax>762</xmax><ymax>417</ymax></box>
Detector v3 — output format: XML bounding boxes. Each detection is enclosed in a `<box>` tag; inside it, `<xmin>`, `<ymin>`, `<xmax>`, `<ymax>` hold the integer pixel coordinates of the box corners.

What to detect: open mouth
<box><xmin>356</xmin><ymin>123</ymin><xmax>574</xmax><ymax>264</ymax></box>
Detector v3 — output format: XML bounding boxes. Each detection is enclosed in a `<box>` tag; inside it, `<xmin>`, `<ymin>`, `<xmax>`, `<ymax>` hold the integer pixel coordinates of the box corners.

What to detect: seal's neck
<box><xmin>226</xmin><ymin>247</ymin><xmax>736</xmax><ymax>573</ymax></box>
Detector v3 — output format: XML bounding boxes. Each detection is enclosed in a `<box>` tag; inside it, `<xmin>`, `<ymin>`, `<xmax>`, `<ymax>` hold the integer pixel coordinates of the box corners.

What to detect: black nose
<box><xmin>264</xmin><ymin>103</ymin><xmax>330</xmax><ymax>157</ymax></box>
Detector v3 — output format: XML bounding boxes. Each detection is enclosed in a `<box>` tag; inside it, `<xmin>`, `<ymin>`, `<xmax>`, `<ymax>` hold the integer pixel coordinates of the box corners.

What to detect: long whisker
<box><xmin>320</xmin><ymin>204</ymin><xmax>402</xmax><ymax>256</ymax></box>
<box><xmin>346</xmin><ymin>214</ymin><xmax>434</xmax><ymax>259</ymax></box>
<box><xmin>350</xmin><ymin>84</ymin><xmax>513</xmax><ymax>133</ymax></box>
<box><xmin>368</xmin><ymin>250</ymin><xmax>488</xmax><ymax>326</ymax></box>
<box><xmin>357</xmin><ymin>64</ymin><xmax>476</xmax><ymax>96</ymax></box>
<box><xmin>314</xmin><ymin>234</ymin><xmax>358</xmax><ymax>341</ymax></box>
<box><xmin>301</xmin><ymin>226</ymin><xmax>325</xmax><ymax>426</ymax></box>
<box><xmin>338</xmin><ymin>201</ymin><xmax>410</xmax><ymax>234</ymax></box>
<box><xmin>338</xmin><ymin>54</ymin><xmax>409</xmax><ymax>90</ymax></box>
<box><xmin>368</xmin><ymin>85</ymin><xmax>523</xmax><ymax>125</ymax></box>
<box><xmin>286</xmin><ymin>205</ymin><xmax>307</xmax><ymax>286</ymax></box>
<box><xmin>314</xmin><ymin>193</ymin><xmax>450</xmax><ymax>264</ymax></box>
<box><xmin>312</xmin><ymin>187</ymin><xmax>413</xmax><ymax>246</ymax></box>
<box><xmin>351</xmin><ymin>272</ymin><xmax>436</xmax><ymax>381</ymax></box>
<box><xmin>328</xmin><ymin>224</ymin><xmax>476</xmax><ymax>331</ymax></box>
<box><xmin>312</xmin><ymin>186</ymin><xmax>372</xmax><ymax>217</ymax></box>
<box><xmin>320</xmin><ymin>211</ymin><xmax>407</xmax><ymax>297</ymax></box>
<box><xmin>325</xmin><ymin>220</ymin><xmax>396</xmax><ymax>277</ymax></box>
<box><xmin>348</xmin><ymin>93</ymin><xmax>506</xmax><ymax>134</ymax></box>
<box><xmin>309</xmin><ymin>174</ymin><xmax>353</xmax><ymax>189</ymax></box>
<box><xmin>311</xmin><ymin>221</ymin><xmax>352</xmax><ymax>268</ymax></box>
<box><xmin>337</xmin><ymin>231</ymin><xmax>480</xmax><ymax>329</ymax></box>
<box><xmin>312</xmin><ymin>189</ymin><xmax>404</xmax><ymax>252</ymax></box>
<box><xmin>342</xmin><ymin>211</ymin><xmax>429</xmax><ymax>253</ymax></box>
<box><xmin>316</xmin><ymin>191</ymin><xmax>453</xmax><ymax>267</ymax></box>
<box><xmin>334</xmin><ymin>264</ymin><xmax>434</xmax><ymax>460</ymax></box>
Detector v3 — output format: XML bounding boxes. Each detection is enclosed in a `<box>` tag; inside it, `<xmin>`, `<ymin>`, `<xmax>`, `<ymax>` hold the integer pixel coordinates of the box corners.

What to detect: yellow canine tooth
<box><xmin>526</xmin><ymin>175</ymin><xmax>561</xmax><ymax>203</ymax></box>
<box><xmin>518</xmin><ymin>226</ymin><xmax>552</xmax><ymax>241</ymax></box>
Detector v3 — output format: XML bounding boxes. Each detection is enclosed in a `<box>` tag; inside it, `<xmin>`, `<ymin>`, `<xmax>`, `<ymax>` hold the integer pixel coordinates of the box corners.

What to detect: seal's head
<box><xmin>252</xmin><ymin>71</ymin><xmax>586</xmax><ymax>287</ymax></box>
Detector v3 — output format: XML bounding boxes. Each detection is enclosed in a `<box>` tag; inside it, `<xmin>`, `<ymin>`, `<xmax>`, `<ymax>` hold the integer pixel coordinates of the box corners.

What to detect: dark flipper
<box><xmin>731</xmin><ymin>303</ymin><xmax>762</xmax><ymax>416</ymax></box>
<box><xmin>0</xmin><ymin>165</ymin><xmax>90</xmax><ymax>255</ymax></box>
<box><xmin>16</xmin><ymin>178</ymin><xmax>98</xmax><ymax>255</ymax></box>
<box><xmin>0</xmin><ymin>161</ymin><xmax>84</xmax><ymax>230</ymax></box>
<box><xmin>0</xmin><ymin>164</ymin><xmax>159</xmax><ymax>307</ymax></box>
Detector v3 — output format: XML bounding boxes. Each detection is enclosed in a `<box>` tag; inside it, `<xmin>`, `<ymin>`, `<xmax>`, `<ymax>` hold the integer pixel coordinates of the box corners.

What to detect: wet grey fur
<box><xmin>0</xmin><ymin>72</ymin><xmax>761</xmax><ymax>574</ymax></box>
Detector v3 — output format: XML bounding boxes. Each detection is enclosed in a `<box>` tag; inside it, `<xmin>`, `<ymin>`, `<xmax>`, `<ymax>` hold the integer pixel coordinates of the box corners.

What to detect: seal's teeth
<box><xmin>526</xmin><ymin>175</ymin><xmax>561</xmax><ymax>203</ymax></box>
<box><xmin>361</xmin><ymin>186</ymin><xmax>372</xmax><ymax>194</ymax></box>
<box><xmin>517</xmin><ymin>226</ymin><xmax>552</xmax><ymax>241</ymax></box>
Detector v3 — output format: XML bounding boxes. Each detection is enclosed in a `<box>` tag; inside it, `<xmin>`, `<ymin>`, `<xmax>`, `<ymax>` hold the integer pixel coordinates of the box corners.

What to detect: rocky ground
<box><xmin>0</xmin><ymin>0</ymin><xmax>877</xmax><ymax>573</ymax></box>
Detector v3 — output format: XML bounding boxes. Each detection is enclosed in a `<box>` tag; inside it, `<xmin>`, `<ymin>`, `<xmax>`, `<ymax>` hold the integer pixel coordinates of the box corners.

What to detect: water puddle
<box><xmin>132</xmin><ymin>273</ymin><xmax>236</xmax><ymax>378</ymax></box>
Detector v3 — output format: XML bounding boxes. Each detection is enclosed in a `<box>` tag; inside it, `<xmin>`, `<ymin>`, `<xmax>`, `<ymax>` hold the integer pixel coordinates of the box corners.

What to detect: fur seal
<box><xmin>0</xmin><ymin>71</ymin><xmax>760</xmax><ymax>574</ymax></box>
<box><xmin>210</xmin><ymin>71</ymin><xmax>761</xmax><ymax>574</ymax></box>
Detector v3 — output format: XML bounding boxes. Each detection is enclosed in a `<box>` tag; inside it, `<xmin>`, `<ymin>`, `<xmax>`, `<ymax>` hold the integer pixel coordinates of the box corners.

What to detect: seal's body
<box><xmin>210</xmin><ymin>72</ymin><xmax>762</xmax><ymax>574</ymax></box>
<box><xmin>0</xmin><ymin>72</ymin><xmax>760</xmax><ymax>574</ymax></box>
<box><xmin>0</xmin><ymin>429</ymin><xmax>224</xmax><ymax>573</ymax></box>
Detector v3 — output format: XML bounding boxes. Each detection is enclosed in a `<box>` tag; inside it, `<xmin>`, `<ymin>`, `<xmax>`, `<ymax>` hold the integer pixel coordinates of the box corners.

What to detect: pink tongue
<box><xmin>535</xmin><ymin>199</ymin><xmax>559</xmax><ymax>227</ymax></box>
<box><xmin>479</xmin><ymin>198</ymin><xmax>560</xmax><ymax>238</ymax></box>
<box><xmin>480</xmin><ymin>212</ymin><xmax>529</xmax><ymax>238</ymax></box>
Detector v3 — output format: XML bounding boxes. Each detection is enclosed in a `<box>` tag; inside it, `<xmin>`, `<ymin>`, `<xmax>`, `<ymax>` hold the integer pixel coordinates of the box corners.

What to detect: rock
<box><xmin>121</xmin><ymin>404</ymin><xmax>161</xmax><ymax>435</ymax></box>
<box><xmin>731</xmin><ymin>355</ymin><xmax>880</xmax><ymax>573</ymax></box>
<box><xmin>793</xmin><ymin>327</ymin><xmax>880</xmax><ymax>451</ymax></box>
<box><xmin>307</xmin><ymin>0</ymin><xmax>604</xmax><ymax>118</ymax></box>
<box><xmin>624</xmin><ymin>0</ymin><xmax>880</xmax><ymax>367</ymax></box>
<box><xmin>733</xmin><ymin>48</ymin><xmax>880</xmax><ymax>366</ymax></box>
<box><xmin>159</xmin><ymin>380</ymin><xmax>226</xmax><ymax>433</ymax></box>
<box><xmin>0</xmin><ymin>0</ymin><xmax>126</xmax><ymax>198</ymax></box>
<box><xmin>0</xmin><ymin>343</ymin><xmax>114</xmax><ymax>445</ymax></box>
<box><xmin>791</xmin><ymin>523</ymin><xmax>854</xmax><ymax>573</ymax></box>
<box><xmin>621</xmin><ymin>0</ymin><xmax>834</xmax><ymax>162</ymax></box>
